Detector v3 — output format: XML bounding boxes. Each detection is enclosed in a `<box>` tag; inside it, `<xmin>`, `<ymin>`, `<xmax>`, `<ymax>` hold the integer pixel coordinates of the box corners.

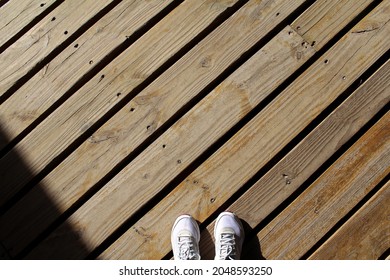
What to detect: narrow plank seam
<box><xmin>245</xmin><ymin>53</ymin><xmax>390</xmax><ymax>258</ymax></box>
<box><xmin>210</xmin><ymin>0</ymin><xmax>386</xmax><ymax>251</ymax></box>
<box><xmin>304</xmin><ymin>175</ymin><xmax>390</xmax><ymax>259</ymax></box>
<box><xmin>87</xmin><ymin>0</ymin><xmax>318</xmax><ymax>260</ymax></box>
<box><xmin>0</xmin><ymin>0</ymin><xmax>65</xmax><ymax>55</ymax></box>
<box><xmin>0</xmin><ymin>0</ymin><xmax>122</xmax><ymax>104</ymax></box>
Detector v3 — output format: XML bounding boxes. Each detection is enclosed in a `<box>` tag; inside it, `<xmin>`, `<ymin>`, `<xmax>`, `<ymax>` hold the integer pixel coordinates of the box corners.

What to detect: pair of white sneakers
<box><xmin>171</xmin><ymin>212</ymin><xmax>244</xmax><ymax>260</ymax></box>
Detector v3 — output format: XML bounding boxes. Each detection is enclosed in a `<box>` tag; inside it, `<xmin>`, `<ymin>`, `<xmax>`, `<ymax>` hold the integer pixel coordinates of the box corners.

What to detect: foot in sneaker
<box><xmin>171</xmin><ymin>215</ymin><xmax>201</xmax><ymax>260</ymax></box>
<box><xmin>214</xmin><ymin>212</ymin><xmax>244</xmax><ymax>260</ymax></box>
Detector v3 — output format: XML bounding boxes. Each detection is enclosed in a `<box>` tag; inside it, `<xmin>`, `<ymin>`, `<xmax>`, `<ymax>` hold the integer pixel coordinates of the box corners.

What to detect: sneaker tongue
<box><xmin>219</xmin><ymin>232</ymin><xmax>236</xmax><ymax>260</ymax></box>
<box><xmin>178</xmin><ymin>235</ymin><xmax>199</xmax><ymax>260</ymax></box>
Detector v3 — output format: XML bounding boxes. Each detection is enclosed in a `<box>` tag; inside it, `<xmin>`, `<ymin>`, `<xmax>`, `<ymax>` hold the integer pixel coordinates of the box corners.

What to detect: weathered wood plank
<box><xmin>0</xmin><ymin>0</ymin><xmax>242</xmax><ymax>209</ymax></box>
<box><xmin>291</xmin><ymin>0</ymin><xmax>374</xmax><ymax>50</ymax></box>
<box><xmin>12</xmin><ymin>0</ymin><xmax>310</xmax><ymax>259</ymax></box>
<box><xmin>0</xmin><ymin>0</ymin><xmax>174</xmax><ymax>148</ymax></box>
<box><xmin>309</xmin><ymin>182</ymin><xmax>390</xmax><ymax>260</ymax></box>
<box><xmin>0</xmin><ymin>0</ymin><xmax>114</xmax><ymax>99</ymax></box>
<box><xmin>200</xmin><ymin>59</ymin><xmax>390</xmax><ymax>259</ymax></box>
<box><xmin>256</xmin><ymin>112</ymin><xmax>389</xmax><ymax>259</ymax></box>
<box><xmin>4</xmin><ymin>1</ymin><xmax>377</xmax><ymax>257</ymax></box>
<box><xmin>0</xmin><ymin>0</ymin><xmax>58</xmax><ymax>48</ymax></box>
<box><xmin>96</xmin><ymin>2</ymin><xmax>390</xmax><ymax>259</ymax></box>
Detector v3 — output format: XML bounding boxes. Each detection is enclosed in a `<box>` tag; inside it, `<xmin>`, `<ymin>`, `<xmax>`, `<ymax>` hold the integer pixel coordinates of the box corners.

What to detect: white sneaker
<box><xmin>214</xmin><ymin>212</ymin><xmax>244</xmax><ymax>260</ymax></box>
<box><xmin>171</xmin><ymin>215</ymin><xmax>201</xmax><ymax>260</ymax></box>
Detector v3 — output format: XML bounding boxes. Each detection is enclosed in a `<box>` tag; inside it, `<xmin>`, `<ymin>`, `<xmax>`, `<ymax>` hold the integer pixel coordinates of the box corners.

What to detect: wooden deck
<box><xmin>0</xmin><ymin>0</ymin><xmax>389</xmax><ymax>260</ymax></box>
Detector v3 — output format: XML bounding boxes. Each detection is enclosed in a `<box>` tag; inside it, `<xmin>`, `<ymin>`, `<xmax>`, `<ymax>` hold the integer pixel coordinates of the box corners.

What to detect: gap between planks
<box><xmin>0</xmin><ymin>0</ymin><xmax>121</xmax><ymax>101</ymax></box>
<box><xmin>256</xmin><ymin>112</ymin><xmax>389</xmax><ymax>259</ymax></box>
<box><xmin>20</xmin><ymin>0</ymin><xmax>315</xmax><ymax>259</ymax></box>
<box><xmin>0</xmin><ymin>0</ymin><xmax>177</xmax><ymax>149</ymax></box>
<box><xmin>95</xmin><ymin>2</ymin><xmax>390</xmax><ymax>259</ymax></box>
<box><xmin>0</xmin><ymin>0</ymin><xmax>245</xmax><ymax>209</ymax></box>
<box><xmin>200</xmin><ymin>58</ymin><xmax>390</xmax><ymax>259</ymax></box>
<box><xmin>0</xmin><ymin>0</ymin><xmax>62</xmax><ymax>53</ymax></box>
<box><xmin>0</xmin><ymin>0</ymin><xmax>58</xmax><ymax>47</ymax></box>
<box><xmin>309</xmin><ymin>180</ymin><xmax>390</xmax><ymax>260</ymax></box>
<box><xmin>0</xmin><ymin>0</ymin><xmax>256</xmax><ymax>257</ymax></box>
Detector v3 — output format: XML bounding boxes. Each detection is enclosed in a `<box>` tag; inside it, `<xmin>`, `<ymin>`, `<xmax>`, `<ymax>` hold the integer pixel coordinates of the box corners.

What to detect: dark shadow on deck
<box><xmin>241</xmin><ymin>220</ymin><xmax>265</xmax><ymax>260</ymax></box>
<box><xmin>0</xmin><ymin>125</ymin><xmax>89</xmax><ymax>259</ymax></box>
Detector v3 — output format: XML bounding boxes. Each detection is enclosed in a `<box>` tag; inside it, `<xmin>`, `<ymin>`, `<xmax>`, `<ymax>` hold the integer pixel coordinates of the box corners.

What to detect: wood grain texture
<box><xmin>0</xmin><ymin>0</ymin><xmax>242</xmax><ymax>209</ymax></box>
<box><xmin>309</xmin><ymin>182</ymin><xmax>390</xmax><ymax>260</ymax></box>
<box><xmin>2</xmin><ymin>0</ymin><xmax>387</xmax><ymax>261</ymax></box>
<box><xmin>0</xmin><ymin>0</ymin><xmax>174</xmax><ymax>149</ymax></box>
<box><xmin>0</xmin><ymin>0</ymin><xmax>58</xmax><ymax>48</ymax></box>
<box><xmin>291</xmin><ymin>0</ymin><xmax>374</xmax><ymax>50</ymax></box>
<box><xmin>256</xmin><ymin>112</ymin><xmax>390</xmax><ymax>259</ymax></box>
<box><xmin>96</xmin><ymin>2</ymin><xmax>390</xmax><ymax>260</ymax></box>
<box><xmin>22</xmin><ymin>0</ymin><xmax>310</xmax><ymax>259</ymax></box>
<box><xmin>0</xmin><ymin>0</ymin><xmax>114</xmax><ymax>98</ymax></box>
<box><xmin>200</xmin><ymin>59</ymin><xmax>390</xmax><ymax>259</ymax></box>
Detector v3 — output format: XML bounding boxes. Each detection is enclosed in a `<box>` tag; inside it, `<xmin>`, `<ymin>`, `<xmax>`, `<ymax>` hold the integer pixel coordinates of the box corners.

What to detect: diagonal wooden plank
<box><xmin>0</xmin><ymin>0</ymin><xmax>175</xmax><ymax>149</ymax></box>
<box><xmin>21</xmin><ymin>0</ymin><xmax>314</xmax><ymax>259</ymax></box>
<box><xmin>94</xmin><ymin>2</ymin><xmax>390</xmax><ymax>259</ymax></box>
<box><xmin>14</xmin><ymin>1</ymin><xmax>369</xmax><ymax>238</ymax></box>
<box><xmin>256</xmin><ymin>112</ymin><xmax>389</xmax><ymax>259</ymax></box>
<box><xmin>200</xmin><ymin>59</ymin><xmax>390</xmax><ymax>259</ymax></box>
<box><xmin>0</xmin><ymin>0</ymin><xmax>58</xmax><ymax>49</ymax></box>
<box><xmin>309</xmin><ymin>181</ymin><xmax>390</xmax><ymax>260</ymax></box>
<box><xmin>0</xmin><ymin>0</ymin><xmax>118</xmax><ymax>99</ymax></box>
<box><xmin>3</xmin><ymin>1</ymin><xmax>375</xmax><ymax>255</ymax></box>
<box><xmin>0</xmin><ymin>0</ymin><xmax>375</xmax><ymax>147</ymax></box>
<box><xmin>0</xmin><ymin>0</ymin><xmax>243</xmax><ymax>209</ymax></box>
<box><xmin>291</xmin><ymin>0</ymin><xmax>375</xmax><ymax>50</ymax></box>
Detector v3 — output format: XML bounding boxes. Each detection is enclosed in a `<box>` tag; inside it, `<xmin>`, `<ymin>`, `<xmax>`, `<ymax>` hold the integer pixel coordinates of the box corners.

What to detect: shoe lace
<box><xmin>217</xmin><ymin>233</ymin><xmax>237</xmax><ymax>260</ymax></box>
<box><xmin>178</xmin><ymin>235</ymin><xmax>199</xmax><ymax>260</ymax></box>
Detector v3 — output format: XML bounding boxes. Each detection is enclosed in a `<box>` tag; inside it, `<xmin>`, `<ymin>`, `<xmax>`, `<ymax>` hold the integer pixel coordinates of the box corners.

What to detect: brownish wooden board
<box><xmin>9</xmin><ymin>0</ymin><xmax>312</xmax><ymax>259</ymax></box>
<box><xmin>1</xmin><ymin>0</ymin><xmax>388</xmax><ymax>261</ymax></box>
<box><xmin>200</xmin><ymin>59</ymin><xmax>390</xmax><ymax>259</ymax></box>
<box><xmin>0</xmin><ymin>0</ymin><xmax>374</xmax><ymax>150</ymax></box>
<box><xmin>3</xmin><ymin>0</ymin><xmax>378</xmax><ymax>258</ymax></box>
<box><xmin>0</xmin><ymin>0</ymin><xmax>175</xmax><ymax>148</ymax></box>
<box><xmin>291</xmin><ymin>0</ymin><xmax>374</xmax><ymax>50</ymax></box>
<box><xmin>0</xmin><ymin>0</ymin><xmax>244</xmax><ymax>208</ymax></box>
<box><xmin>5</xmin><ymin>26</ymin><xmax>312</xmax><ymax>258</ymax></box>
<box><xmin>0</xmin><ymin>0</ymin><xmax>57</xmax><ymax>48</ymax></box>
<box><xmin>24</xmin><ymin>1</ymin><xmax>388</xmax><ymax>260</ymax></box>
<box><xmin>0</xmin><ymin>0</ymin><xmax>115</xmax><ymax>98</ymax></box>
<box><xmin>256</xmin><ymin>112</ymin><xmax>389</xmax><ymax>259</ymax></box>
<box><xmin>95</xmin><ymin>1</ymin><xmax>390</xmax><ymax>259</ymax></box>
<box><xmin>309</xmin><ymin>181</ymin><xmax>389</xmax><ymax>260</ymax></box>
